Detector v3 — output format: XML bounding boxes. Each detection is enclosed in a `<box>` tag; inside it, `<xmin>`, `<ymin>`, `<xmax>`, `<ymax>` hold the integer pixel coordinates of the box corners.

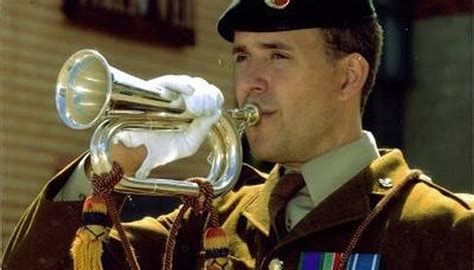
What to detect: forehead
<box><xmin>233</xmin><ymin>29</ymin><xmax>324</xmax><ymax>51</ymax></box>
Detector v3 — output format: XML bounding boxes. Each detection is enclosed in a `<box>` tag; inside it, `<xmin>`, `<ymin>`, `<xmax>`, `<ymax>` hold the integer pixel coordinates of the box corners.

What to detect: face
<box><xmin>233</xmin><ymin>29</ymin><xmax>346</xmax><ymax>165</ymax></box>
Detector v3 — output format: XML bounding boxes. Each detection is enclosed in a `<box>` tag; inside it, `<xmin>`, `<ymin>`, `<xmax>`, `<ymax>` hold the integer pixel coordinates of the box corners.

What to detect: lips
<box><xmin>242</xmin><ymin>101</ymin><xmax>277</xmax><ymax>119</ymax></box>
<box><xmin>261</xmin><ymin>110</ymin><xmax>276</xmax><ymax>117</ymax></box>
<box><xmin>250</xmin><ymin>103</ymin><xmax>277</xmax><ymax>118</ymax></box>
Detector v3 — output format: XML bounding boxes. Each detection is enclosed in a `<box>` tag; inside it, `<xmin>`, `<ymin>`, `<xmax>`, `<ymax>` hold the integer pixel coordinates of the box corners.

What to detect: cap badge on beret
<box><xmin>264</xmin><ymin>0</ymin><xmax>290</xmax><ymax>9</ymax></box>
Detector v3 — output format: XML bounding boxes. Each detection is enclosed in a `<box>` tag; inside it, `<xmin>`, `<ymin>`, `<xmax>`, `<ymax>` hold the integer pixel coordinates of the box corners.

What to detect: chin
<box><xmin>247</xmin><ymin>140</ymin><xmax>277</xmax><ymax>163</ymax></box>
<box><xmin>246</xmin><ymin>129</ymin><xmax>283</xmax><ymax>162</ymax></box>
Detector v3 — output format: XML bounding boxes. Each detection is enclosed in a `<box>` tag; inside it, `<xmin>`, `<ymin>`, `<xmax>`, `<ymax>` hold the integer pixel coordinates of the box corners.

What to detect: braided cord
<box><xmin>337</xmin><ymin>170</ymin><xmax>421</xmax><ymax>270</ymax></box>
<box><xmin>162</xmin><ymin>178</ymin><xmax>216</xmax><ymax>270</ymax></box>
<box><xmin>91</xmin><ymin>162</ymin><xmax>140</xmax><ymax>270</ymax></box>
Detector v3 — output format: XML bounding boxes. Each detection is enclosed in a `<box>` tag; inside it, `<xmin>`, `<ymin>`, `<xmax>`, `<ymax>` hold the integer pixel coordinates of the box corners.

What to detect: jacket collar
<box><xmin>241</xmin><ymin>149</ymin><xmax>412</xmax><ymax>238</ymax></box>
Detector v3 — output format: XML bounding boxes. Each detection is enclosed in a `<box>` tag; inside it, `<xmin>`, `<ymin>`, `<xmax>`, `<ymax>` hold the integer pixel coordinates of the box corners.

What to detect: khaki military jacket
<box><xmin>3</xmin><ymin>149</ymin><xmax>473</xmax><ymax>269</ymax></box>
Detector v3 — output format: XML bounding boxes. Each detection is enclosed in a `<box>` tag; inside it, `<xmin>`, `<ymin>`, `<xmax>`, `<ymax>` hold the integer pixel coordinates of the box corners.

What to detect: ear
<box><xmin>338</xmin><ymin>53</ymin><xmax>369</xmax><ymax>101</ymax></box>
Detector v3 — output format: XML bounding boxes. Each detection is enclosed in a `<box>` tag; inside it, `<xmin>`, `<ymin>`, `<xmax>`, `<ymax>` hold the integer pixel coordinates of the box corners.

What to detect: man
<box><xmin>3</xmin><ymin>0</ymin><xmax>473</xmax><ymax>269</ymax></box>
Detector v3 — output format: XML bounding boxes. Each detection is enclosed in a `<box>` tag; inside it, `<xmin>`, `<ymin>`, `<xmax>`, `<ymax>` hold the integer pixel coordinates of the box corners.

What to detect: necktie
<box><xmin>268</xmin><ymin>173</ymin><xmax>305</xmax><ymax>239</ymax></box>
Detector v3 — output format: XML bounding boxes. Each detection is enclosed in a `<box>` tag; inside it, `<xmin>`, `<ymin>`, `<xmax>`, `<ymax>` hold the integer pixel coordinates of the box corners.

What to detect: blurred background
<box><xmin>0</xmin><ymin>0</ymin><xmax>472</xmax><ymax>261</ymax></box>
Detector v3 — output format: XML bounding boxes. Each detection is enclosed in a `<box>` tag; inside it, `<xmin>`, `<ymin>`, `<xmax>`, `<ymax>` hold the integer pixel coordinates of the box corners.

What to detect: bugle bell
<box><xmin>55</xmin><ymin>49</ymin><xmax>260</xmax><ymax>197</ymax></box>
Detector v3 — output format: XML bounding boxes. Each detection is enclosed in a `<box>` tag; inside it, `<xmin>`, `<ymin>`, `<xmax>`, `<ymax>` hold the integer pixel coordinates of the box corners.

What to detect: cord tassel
<box><xmin>202</xmin><ymin>227</ymin><xmax>232</xmax><ymax>270</ymax></box>
<box><xmin>162</xmin><ymin>178</ymin><xmax>232</xmax><ymax>270</ymax></box>
<box><xmin>70</xmin><ymin>162</ymin><xmax>140</xmax><ymax>270</ymax></box>
<box><xmin>71</xmin><ymin>195</ymin><xmax>109</xmax><ymax>270</ymax></box>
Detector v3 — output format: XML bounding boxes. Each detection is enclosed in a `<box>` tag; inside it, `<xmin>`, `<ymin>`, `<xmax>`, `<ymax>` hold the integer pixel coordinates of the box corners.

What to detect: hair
<box><xmin>320</xmin><ymin>19</ymin><xmax>384</xmax><ymax>113</ymax></box>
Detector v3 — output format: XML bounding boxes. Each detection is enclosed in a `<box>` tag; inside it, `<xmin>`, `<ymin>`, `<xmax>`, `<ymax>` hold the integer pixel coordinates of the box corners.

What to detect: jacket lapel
<box><xmin>241</xmin><ymin>164</ymin><xmax>281</xmax><ymax>236</ymax></box>
<box><xmin>279</xmin><ymin>149</ymin><xmax>412</xmax><ymax>247</ymax></box>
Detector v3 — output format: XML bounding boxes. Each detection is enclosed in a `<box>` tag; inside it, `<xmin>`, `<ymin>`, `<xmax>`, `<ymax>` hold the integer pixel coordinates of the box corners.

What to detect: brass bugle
<box><xmin>55</xmin><ymin>49</ymin><xmax>260</xmax><ymax>197</ymax></box>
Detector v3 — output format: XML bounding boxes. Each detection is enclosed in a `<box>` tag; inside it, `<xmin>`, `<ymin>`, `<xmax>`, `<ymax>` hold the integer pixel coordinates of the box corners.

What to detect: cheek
<box><xmin>282</xmin><ymin>75</ymin><xmax>336</xmax><ymax>124</ymax></box>
<box><xmin>235</xmin><ymin>90</ymin><xmax>248</xmax><ymax>108</ymax></box>
<box><xmin>233</xmin><ymin>78</ymin><xmax>246</xmax><ymax>107</ymax></box>
<box><xmin>234</xmin><ymin>91</ymin><xmax>245</xmax><ymax>108</ymax></box>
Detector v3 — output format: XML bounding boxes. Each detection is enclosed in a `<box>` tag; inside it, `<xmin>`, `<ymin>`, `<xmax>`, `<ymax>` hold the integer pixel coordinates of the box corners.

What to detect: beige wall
<box><xmin>0</xmin><ymin>0</ymin><xmax>234</xmax><ymax>255</ymax></box>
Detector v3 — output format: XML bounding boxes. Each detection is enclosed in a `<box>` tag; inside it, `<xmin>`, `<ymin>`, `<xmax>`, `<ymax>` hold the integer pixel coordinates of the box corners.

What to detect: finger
<box><xmin>134</xmin><ymin>143</ymin><xmax>159</xmax><ymax>179</ymax></box>
<box><xmin>183</xmin><ymin>92</ymin><xmax>205</xmax><ymax>116</ymax></box>
<box><xmin>135</xmin><ymin>161</ymin><xmax>152</xmax><ymax>179</ymax></box>
<box><xmin>148</xmin><ymin>75</ymin><xmax>194</xmax><ymax>95</ymax></box>
<box><xmin>114</xmin><ymin>131</ymin><xmax>142</xmax><ymax>148</ymax></box>
<box><xmin>214</xmin><ymin>86</ymin><xmax>224</xmax><ymax>107</ymax></box>
<box><xmin>186</xmin><ymin>110</ymin><xmax>221</xmax><ymax>138</ymax></box>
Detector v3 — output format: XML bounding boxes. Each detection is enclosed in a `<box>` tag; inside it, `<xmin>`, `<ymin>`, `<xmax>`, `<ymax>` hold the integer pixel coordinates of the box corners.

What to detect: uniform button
<box><xmin>378</xmin><ymin>178</ymin><xmax>393</xmax><ymax>188</ymax></box>
<box><xmin>268</xmin><ymin>258</ymin><xmax>284</xmax><ymax>270</ymax></box>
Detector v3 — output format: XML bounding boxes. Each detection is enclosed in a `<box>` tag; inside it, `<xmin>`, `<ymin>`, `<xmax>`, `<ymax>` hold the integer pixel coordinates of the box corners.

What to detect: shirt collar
<box><xmin>299</xmin><ymin>131</ymin><xmax>380</xmax><ymax>206</ymax></box>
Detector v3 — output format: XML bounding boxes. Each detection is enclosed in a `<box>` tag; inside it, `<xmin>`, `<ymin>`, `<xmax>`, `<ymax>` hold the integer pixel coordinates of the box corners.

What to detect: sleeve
<box><xmin>2</xmin><ymin>155</ymin><xmax>87</xmax><ymax>269</ymax></box>
<box><xmin>2</xmin><ymin>154</ymin><xmax>125</xmax><ymax>269</ymax></box>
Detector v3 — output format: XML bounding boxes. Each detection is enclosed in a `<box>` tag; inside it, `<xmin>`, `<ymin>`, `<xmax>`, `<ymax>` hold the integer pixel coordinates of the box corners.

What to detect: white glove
<box><xmin>114</xmin><ymin>75</ymin><xmax>224</xmax><ymax>179</ymax></box>
<box><xmin>152</xmin><ymin>75</ymin><xmax>224</xmax><ymax>116</ymax></box>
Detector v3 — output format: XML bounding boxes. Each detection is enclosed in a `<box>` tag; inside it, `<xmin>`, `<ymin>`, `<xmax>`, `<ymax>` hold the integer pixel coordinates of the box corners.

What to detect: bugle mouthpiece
<box><xmin>228</xmin><ymin>103</ymin><xmax>261</xmax><ymax>126</ymax></box>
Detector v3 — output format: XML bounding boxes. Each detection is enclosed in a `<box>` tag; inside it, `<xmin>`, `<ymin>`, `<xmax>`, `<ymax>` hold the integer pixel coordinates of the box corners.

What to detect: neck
<box><xmin>283</xmin><ymin>122</ymin><xmax>363</xmax><ymax>168</ymax></box>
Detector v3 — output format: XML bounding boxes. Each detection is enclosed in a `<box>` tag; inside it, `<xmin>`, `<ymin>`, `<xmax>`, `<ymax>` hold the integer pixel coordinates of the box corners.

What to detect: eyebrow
<box><xmin>232</xmin><ymin>41</ymin><xmax>294</xmax><ymax>55</ymax></box>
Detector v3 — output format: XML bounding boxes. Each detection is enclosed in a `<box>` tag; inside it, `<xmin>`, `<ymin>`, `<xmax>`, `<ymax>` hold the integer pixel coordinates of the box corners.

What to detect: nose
<box><xmin>235</xmin><ymin>60</ymin><xmax>268</xmax><ymax>104</ymax></box>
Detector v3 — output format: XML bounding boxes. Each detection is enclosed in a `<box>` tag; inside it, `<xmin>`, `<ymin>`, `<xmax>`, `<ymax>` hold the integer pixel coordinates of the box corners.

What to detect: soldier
<box><xmin>4</xmin><ymin>0</ymin><xmax>473</xmax><ymax>269</ymax></box>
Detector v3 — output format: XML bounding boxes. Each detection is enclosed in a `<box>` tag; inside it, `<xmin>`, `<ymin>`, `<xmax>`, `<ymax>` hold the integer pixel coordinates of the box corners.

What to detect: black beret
<box><xmin>217</xmin><ymin>0</ymin><xmax>377</xmax><ymax>42</ymax></box>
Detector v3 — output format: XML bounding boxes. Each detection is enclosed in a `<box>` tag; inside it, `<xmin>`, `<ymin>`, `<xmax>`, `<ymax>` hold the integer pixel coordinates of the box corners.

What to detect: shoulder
<box><xmin>370</xmin><ymin>149</ymin><xmax>472</xmax><ymax>223</ymax></box>
<box><xmin>390</xmin><ymin>173</ymin><xmax>473</xmax><ymax>238</ymax></box>
<box><xmin>403</xmin><ymin>176</ymin><xmax>474</xmax><ymax>266</ymax></box>
<box><xmin>404</xmin><ymin>176</ymin><xmax>473</xmax><ymax>216</ymax></box>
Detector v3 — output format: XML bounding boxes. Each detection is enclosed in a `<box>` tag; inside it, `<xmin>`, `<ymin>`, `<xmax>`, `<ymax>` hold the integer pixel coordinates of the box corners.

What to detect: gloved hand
<box><xmin>114</xmin><ymin>75</ymin><xmax>224</xmax><ymax>179</ymax></box>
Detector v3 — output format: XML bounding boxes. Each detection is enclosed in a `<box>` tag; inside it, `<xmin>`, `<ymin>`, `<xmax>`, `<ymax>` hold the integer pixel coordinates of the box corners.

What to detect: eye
<box><xmin>234</xmin><ymin>53</ymin><xmax>249</xmax><ymax>63</ymax></box>
<box><xmin>271</xmin><ymin>52</ymin><xmax>289</xmax><ymax>60</ymax></box>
